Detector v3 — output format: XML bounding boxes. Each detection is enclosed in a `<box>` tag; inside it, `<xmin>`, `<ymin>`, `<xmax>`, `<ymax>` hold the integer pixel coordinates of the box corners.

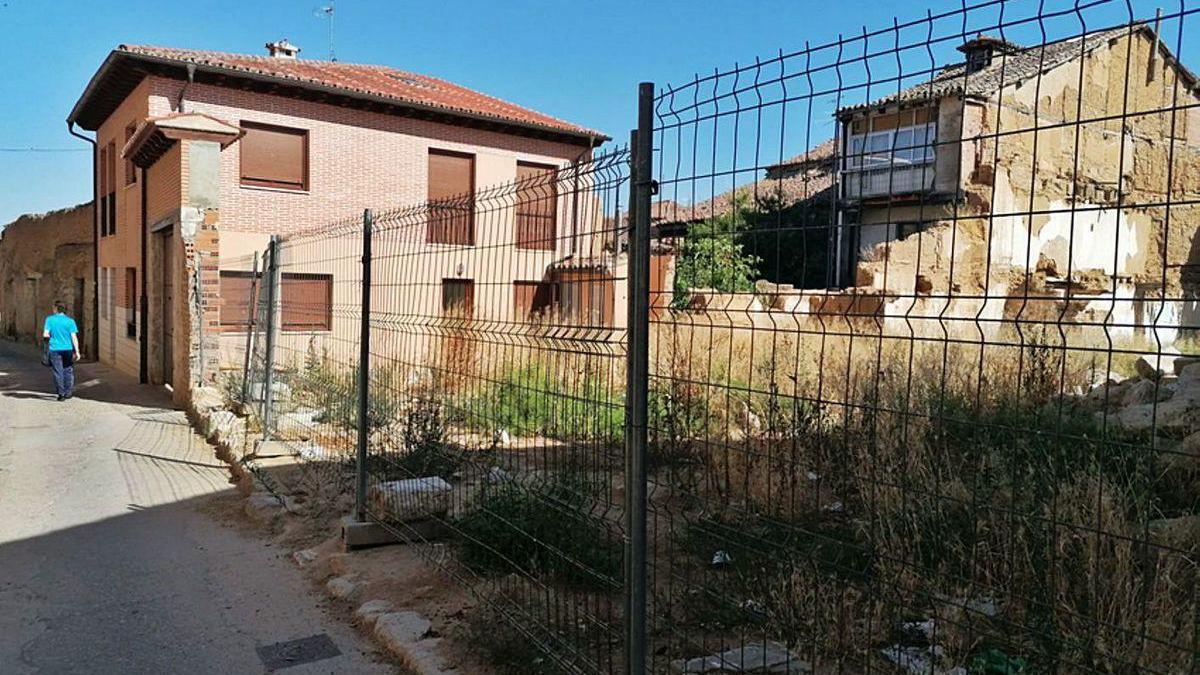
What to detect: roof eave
<box><xmin>70</xmin><ymin>50</ymin><xmax>610</xmax><ymax>146</ymax></box>
<box><xmin>66</xmin><ymin>50</ymin><xmax>125</xmax><ymax>129</ymax></box>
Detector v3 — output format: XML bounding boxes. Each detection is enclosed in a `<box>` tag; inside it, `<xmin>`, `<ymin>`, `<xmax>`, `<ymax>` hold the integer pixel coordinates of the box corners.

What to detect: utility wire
<box><xmin>0</xmin><ymin>147</ymin><xmax>90</xmax><ymax>152</ymax></box>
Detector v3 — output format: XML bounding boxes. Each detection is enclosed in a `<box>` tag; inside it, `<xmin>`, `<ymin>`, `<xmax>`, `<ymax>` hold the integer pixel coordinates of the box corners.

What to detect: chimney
<box><xmin>265</xmin><ymin>38</ymin><xmax>300</xmax><ymax>59</ymax></box>
<box><xmin>957</xmin><ymin>34</ymin><xmax>1020</xmax><ymax>73</ymax></box>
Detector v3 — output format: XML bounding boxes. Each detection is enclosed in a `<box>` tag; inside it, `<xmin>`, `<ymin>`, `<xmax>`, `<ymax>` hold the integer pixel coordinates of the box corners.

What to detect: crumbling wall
<box><xmin>0</xmin><ymin>203</ymin><xmax>95</xmax><ymax>354</ymax></box>
<box><xmin>851</xmin><ymin>30</ymin><xmax>1200</xmax><ymax>343</ymax></box>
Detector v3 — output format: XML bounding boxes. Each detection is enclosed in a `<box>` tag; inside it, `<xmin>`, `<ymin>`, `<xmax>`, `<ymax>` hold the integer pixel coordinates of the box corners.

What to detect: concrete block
<box><xmin>368</xmin><ymin>477</ymin><xmax>452</xmax><ymax>522</ymax></box>
<box><xmin>341</xmin><ymin>515</ymin><xmax>448</xmax><ymax>550</ymax></box>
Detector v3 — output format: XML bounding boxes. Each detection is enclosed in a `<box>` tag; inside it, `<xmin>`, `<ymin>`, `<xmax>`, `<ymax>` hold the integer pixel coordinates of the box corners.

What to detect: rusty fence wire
<box><xmin>222</xmin><ymin>0</ymin><xmax>1200</xmax><ymax>672</ymax></box>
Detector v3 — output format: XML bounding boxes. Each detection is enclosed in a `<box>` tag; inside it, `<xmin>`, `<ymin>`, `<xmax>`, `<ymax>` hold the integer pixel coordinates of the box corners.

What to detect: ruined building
<box><xmin>832</xmin><ymin>26</ymin><xmax>1200</xmax><ymax>342</ymax></box>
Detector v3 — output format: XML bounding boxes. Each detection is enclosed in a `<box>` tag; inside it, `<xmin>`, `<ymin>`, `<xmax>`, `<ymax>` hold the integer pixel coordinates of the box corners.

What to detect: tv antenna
<box><xmin>314</xmin><ymin>1</ymin><xmax>336</xmax><ymax>61</ymax></box>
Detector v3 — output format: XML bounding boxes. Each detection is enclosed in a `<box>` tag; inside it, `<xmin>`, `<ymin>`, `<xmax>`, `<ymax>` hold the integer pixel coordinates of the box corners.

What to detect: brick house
<box><xmin>67</xmin><ymin>39</ymin><xmax>606</xmax><ymax>402</ymax></box>
<box><xmin>830</xmin><ymin>26</ymin><xmax>1200</xmax><ymax>341</ymax></box>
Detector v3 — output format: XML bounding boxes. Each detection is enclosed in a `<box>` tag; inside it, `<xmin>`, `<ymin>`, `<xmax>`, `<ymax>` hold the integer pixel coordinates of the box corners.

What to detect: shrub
<box><xmin>672</xmin><ymin>198</ymin><xmax>761</xmax><ymax>307</ymax></box>
<box><xmin>467</xmin><ymin>362</ymin><xmax>624</xmax><ymax>443</ymax></box>
<box><xmin>454</xmin><ymin>475</ymin><xmax>621</xmax><ymax>590</ymax></box>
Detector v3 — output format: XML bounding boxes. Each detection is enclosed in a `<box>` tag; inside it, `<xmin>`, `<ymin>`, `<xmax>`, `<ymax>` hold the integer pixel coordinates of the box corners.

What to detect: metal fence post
<box><xmin>625</xmin><ymin>81</ymin><xmax>654</xmax><ymax>675</ymax></box>
<box><xmin>261</xmin><ymin>235</ymin><xmax>281</xmax><ymax>440</ymax></box>
<box><xmin>239</xmin><ymin>252</ymin><xmax>260</xmax><ymax>406</ymax></box>
<box><xmin>355</xmin><ymin>209</ymin><xmax>374</xmax><ymax>523</ymax></box>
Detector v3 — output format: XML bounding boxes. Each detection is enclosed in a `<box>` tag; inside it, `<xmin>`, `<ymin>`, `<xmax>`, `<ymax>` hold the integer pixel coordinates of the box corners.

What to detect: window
<box><xmin>513</xmin><ymin>280</ymin><xmax>556</xmax><ymax>321</ymax></box>
<box><xmin>441</xmin><ymin>279</ymin><xmax>474</xmax><ymax>318</ymax></box>
<box><xmin>427</xmin><ymin>150</ymin><xmax>475</xmax><ymax>245</ymax></box>
<box><xmin>124</xmin><ymin>123</ymin><xmax>137</xmax><ymax>185</ymax></box>
<box><xmin>281</xmin><ymin>273</ymin><xmax>332</xmax><ymax>331</ymax></box>
<box><xmin>218</xmin><ymin>271</ymin><xmax>332</xmax><ymax>331</ymax></box>
<box><xmin>125</xmin><ymin>267</ymin><xmax>136</xmax><ymax>339</ymax></box>
<box><xmin>844</xmin><ymin>107</ymin><xmax>936</xmax><ymax>171</ymax></box>
<box><xmin>240</xmin><ymin>121</ymin><xmax>309</xmax><ymax>190</ymax></box>
<box><xmin>218</xmin><ymin>271</ymin><xmax>258</xmax><ymax>330</ymax></box>
<box><xmin>515</xmin><ymin>162</ymin><xmax>557</xmax><ymax>250</ymax></box>
<box><xmin>106</xmin><ymin>142</ymin><xmax>116</xmax><ymax>234</ymax></box>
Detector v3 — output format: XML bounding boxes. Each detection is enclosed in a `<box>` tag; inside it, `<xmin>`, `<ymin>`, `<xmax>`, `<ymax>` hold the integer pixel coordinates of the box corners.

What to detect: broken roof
<box><xmin>838</xmin><ymin>24</ymin><xmax>1199</xmax><ymax>117</ymax></box>
<box><xmin>68</xmin><ymin>45</ymin><xmax>607</xmax><ymax>146</ymax></box>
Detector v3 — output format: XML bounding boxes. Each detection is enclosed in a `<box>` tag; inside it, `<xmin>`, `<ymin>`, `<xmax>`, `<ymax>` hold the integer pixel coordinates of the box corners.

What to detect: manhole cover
<box><xmin>256</xmin><ymin>633</ymin><xmax>341</xmax><ymax>671</ymax></box>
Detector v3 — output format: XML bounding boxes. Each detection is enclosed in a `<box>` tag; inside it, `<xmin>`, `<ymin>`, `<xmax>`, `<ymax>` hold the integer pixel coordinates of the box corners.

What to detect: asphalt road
<box><xmin>0</xmin><ymin>343</ymin><xmax>394</xmax><ymax>674</ymax></box>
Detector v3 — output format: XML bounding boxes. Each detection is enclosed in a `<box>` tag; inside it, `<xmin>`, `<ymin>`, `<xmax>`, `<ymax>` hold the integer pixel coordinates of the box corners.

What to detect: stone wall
<box><xmin>849</xmin><ymin>30</ymin><xmax>1200</xmax><ymax>344</ymax></box>
<box><xmin>0</xmin><ymin>203</ymin><xmax>94</xmax><ymax>355</ymax></box>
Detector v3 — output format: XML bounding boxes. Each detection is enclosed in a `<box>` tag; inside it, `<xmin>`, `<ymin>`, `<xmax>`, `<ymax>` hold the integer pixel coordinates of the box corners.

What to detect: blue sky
<box><xmin>0</xmin><ymin>0</ymin><xmax>1194</xmax><ymax>224</ymax></box>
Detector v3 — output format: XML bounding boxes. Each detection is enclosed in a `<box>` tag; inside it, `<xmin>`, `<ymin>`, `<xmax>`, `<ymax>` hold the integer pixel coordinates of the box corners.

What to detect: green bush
<box><xmin>468</xmin><ymin>364</ymin><xmax>624</xmax><ymax>443</ymax></box>
<box><xmin>454</xmin><ymin>476</ymin><xmax>621</xmax><ymax>590</ymax></box>
<box><xmin>672</xmin><ymin>201</ymin><xmax>761</xmax><ymax>308</ymax></box>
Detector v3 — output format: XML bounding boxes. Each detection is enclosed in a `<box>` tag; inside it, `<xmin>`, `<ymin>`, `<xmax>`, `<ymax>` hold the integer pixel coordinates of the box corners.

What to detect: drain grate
<box><xmin>256</xmin><ymin>633</ymin><xmax>342</xmax><ymax>671</ymax></box>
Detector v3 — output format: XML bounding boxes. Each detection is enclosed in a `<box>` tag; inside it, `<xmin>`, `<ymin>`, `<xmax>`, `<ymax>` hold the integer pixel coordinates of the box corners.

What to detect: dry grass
<box><xmin>643</xmin><ymin>311</ymin><xmax>1197</xmax><ymax>671</ymax></box>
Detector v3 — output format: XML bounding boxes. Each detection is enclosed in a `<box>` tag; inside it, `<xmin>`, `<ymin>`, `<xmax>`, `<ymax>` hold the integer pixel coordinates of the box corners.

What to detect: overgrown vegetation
<box><xmin>462</xmin><ymin>361</ymin><xmax>624</xmax><ymax>444</ymax></box>
<box><xmin>644</xmin><ymin>320</ymin><xmax>1196</xmax><ymax>672</ymax></box>
<box><xmin>672</xmin><ymin>198</ymin><xmax>762</xmax><ymax>307</ymax></box>
<box><xmin>454</xmin><ymin>473</ymin><xmax>622</xmax><ymax>590</ymax></box>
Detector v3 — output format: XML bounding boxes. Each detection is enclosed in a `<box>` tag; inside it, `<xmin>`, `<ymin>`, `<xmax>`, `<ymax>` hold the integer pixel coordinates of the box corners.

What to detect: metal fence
<box><xmin>226</xmin><ymin>0</ymin><xmax>1200</xmax><ymax>672</ymax></box>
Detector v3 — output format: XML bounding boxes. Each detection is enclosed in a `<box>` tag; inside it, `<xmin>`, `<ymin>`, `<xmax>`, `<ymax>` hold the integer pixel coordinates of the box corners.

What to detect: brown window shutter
<box><xmin>125</xmin><ymin>124</ymin><xmax>137</xmax><ymax>185</ymax></box>
<box><xmin>515</xmin><ymin>161</ymin><xmax>557</xmax><ymax>250</ymax></box>
<box><xmin>218</xmin><ymin>271</ymin><xmax>257</xmax><ymax>329</ymax></box>
<box><xmin>441</xmin><ymin>279</ymin><xmax>475</xmax><ymax>318</ymax></box>
<box><xmin>106</xmin><ymin>141</ymin><xmax>117</xmax><ymax>234</ymax></box>
<box><xmin>513</xmin><ymin>280</ymin><xmax>556</xmax><ymax>321</ymax></box>
<box><xmin>281</xmin><ymin>273</ymin><xmax>332</xmax><ymax>331</ymax></box>
<box><xmin>240</xmin><ymin>122</ymin><xmax>308</xmax><ymax>190</ymax></box>
<box><xmin>427</xmin><ymin>150</ymin><xmax>475</xmax><ymax>245</ymax></box>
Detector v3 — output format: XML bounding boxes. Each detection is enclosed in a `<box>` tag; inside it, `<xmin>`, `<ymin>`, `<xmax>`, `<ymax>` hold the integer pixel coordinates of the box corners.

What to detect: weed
<box><xmin>454</xmin><ymin>475</ymin><xmax>622</xmax><ymax>590</ymax></box>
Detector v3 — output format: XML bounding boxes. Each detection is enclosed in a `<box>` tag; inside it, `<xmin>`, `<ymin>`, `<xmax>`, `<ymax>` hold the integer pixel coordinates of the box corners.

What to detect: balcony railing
<box><xmin>841</xmin><ymin>163</ymin><xmax>934</xmax><ymax>199</ymax></box>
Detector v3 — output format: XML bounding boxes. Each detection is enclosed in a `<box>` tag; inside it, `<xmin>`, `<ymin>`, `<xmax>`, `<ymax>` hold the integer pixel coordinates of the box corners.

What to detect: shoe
<box><xmin>56</xmin><ymin>395</ymin><xmax>64</xmax><ymax>401</ymax></box>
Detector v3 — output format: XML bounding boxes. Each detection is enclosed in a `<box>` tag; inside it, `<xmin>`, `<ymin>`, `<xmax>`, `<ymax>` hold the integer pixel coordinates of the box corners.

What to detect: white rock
<box><xmin>354</xmin><ymin>599</ymin><xmax>395</xmax><ymax>628</ymax></box>
<box><xmin>295</xmin><ymin>441</ymin><xmax>328</xmax><ymax>461</ymax></box>
<box><xmin>1174</xmin><ymin>358</ymin><xmax>1200</xmax><ymax>377</ymax></box>
<box><xmin>291</xmin><ymin>548</ymin><xmax>318</xmax><ymax>567</ymax></box>
<box><xmin>326</xmin><ymin>575</ymin><xmax>360</xmax><ymax>600</ymax></box>
<box><xmin>244</xmin><ymin>492</ymin><xmax>284</xmax><ymax>524</ymax></box>
<box><xmin>880</xmin><ymin>644</ymin><xmax>965</xmax><ymax>675</ymax></box>
<box><xmin>373</xmin><ymin>611</ymin><xmax>432</xmax><ymax>650</ymax></box>
<box><xmin>369</xmin><ymin>477</ymin><xmax>453</xmax><ymax>523</ymax></box>
<box><xmin>671</xmin><ymin>642</ymin><xmax>810</xmax><ymax>673</ymax></box>
<box><xmin>486</xmin><ymin>466</ymin><xmax>512</xmax><ymax>485</ymax></box>
<box><xmin>711</xmin><ymin>550</ymin><xmax>732</xmax><ymax>567</ymax></box>
<box><xmin>1122</xmin><ymin>379</ymin><xmax>1172</xmax><ymax>406</ymax></box>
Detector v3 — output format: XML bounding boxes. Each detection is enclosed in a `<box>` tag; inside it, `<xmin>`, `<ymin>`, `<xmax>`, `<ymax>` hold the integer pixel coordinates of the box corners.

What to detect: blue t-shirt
<box><xmin>44</xmin><ymin>313</ymin><xmax>78</xmax><ymax>352</ymax></box>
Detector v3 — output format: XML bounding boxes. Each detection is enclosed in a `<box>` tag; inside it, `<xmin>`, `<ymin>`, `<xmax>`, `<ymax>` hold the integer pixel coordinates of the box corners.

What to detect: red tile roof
<box><xmin>71</xmin><ymin>44</ymin><xmax>606</xmax><ymax>143</ymax></box>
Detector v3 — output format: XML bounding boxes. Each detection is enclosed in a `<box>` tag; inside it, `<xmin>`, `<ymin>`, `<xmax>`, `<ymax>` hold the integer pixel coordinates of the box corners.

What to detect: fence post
<box><xmin>625</xmin><ymin>81</ymin><xmax>654</xmax><ymax>675</ymax></box>
<box><xmin>239</xmin><ymin>252</ymin><xmax>260</xmax><ymax>406</ymax></box>
<box><xmin>261</xmin><ymin>235</ymin><xmax>281</xmax><ymax>441</ymax></box>
<box><xmin>355</xmin><ymin>209</ymin><xmax>374</xmax><ymax>523</ymax></box>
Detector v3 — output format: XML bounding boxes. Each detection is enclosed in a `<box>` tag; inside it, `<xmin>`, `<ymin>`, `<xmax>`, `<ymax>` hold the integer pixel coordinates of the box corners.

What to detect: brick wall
<box><xmin>146</xmin><ymin>76</ymin><xmax>591</xmax><ymax>236</ymax></box>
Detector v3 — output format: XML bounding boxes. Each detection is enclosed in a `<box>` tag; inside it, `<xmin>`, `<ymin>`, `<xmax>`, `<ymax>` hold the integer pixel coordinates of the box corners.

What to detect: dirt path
<box><xmin>0</xmin><ymin>343</ymin><xmax>396</xmax><ymax>674</ymax></box>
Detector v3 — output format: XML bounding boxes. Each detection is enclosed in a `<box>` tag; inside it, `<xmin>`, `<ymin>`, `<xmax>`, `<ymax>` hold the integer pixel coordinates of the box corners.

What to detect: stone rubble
<box><xmin>670</xmin><ymin>641</ymin><xmax>810</xmax><ymax>674</ymax></box>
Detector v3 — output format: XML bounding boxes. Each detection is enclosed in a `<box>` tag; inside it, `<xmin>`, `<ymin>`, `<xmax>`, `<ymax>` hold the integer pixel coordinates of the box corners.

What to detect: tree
<box><xmin>672</xmin><ymin>197</ymin><xmax>762</xmax><ymax>307</ymax></box>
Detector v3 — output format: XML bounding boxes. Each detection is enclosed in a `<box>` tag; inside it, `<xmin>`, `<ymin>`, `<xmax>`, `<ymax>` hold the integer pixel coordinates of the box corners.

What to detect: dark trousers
<box><xmin>49</xmin><ymin>350</ymin><xmax>75</xmax><ymax>397</ymax></box>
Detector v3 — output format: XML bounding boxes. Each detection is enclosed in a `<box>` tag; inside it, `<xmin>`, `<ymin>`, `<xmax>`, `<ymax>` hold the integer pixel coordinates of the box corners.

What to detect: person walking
<box><xmin>42</xmin><ymin>301</ymin><xmax>81</xmax><ymax>401</ymax></box>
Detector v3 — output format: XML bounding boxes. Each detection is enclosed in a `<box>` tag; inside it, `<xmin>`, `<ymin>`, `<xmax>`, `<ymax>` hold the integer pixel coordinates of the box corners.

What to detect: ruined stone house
<box><xmin>0</xmin><ymin>203</ymin><xmax>95</xmax><ymax>356</ymax></box>
<box><xmin>832</xmin><ymin>26</ymin><xmax>1200</xmax><ymax>342</ymax></box>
